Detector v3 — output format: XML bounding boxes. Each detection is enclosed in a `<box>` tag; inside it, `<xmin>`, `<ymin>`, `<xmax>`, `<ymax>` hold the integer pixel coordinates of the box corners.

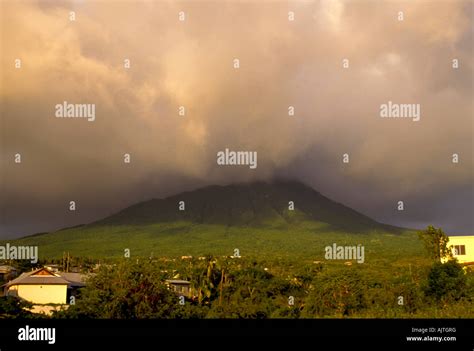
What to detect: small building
<box><xmin>444</xmin><ymin>235</ymin><xmax>474</xmax><ymax>265</ymax></box>
<box><xmin>165</xmin><ymin>279</ymin><xmax>192</xmax><ymax>298</ymax></box>
<box><xmin>3</xmin><ymin>268</ymin><xmax>70</xmax><ymax>304</ymax></box>
<box><xmin>2</xmin><ymin>267</ymin><xmax>87</xmax><ymax>305</ymax></box>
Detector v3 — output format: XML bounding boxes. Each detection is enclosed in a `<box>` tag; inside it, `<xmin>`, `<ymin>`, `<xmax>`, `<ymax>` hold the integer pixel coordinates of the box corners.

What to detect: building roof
<box><xmin>60</xmin><ymin>272</ymin><xmax>87</xmax><ymax>287</ymax></box>
<box><xmin>3</xmin><ymin>269</ymin><xmax>69</xmax><ymax>288</ymax></box>
<box><xmin>5</xmin><ymin>275</ymin><xmax>70</xmax><ymax>286</ymax></box>
<box><xmin>2</xmin><ymin>268</ymin><xmax>87</xmax><ymax>289</ymax></box>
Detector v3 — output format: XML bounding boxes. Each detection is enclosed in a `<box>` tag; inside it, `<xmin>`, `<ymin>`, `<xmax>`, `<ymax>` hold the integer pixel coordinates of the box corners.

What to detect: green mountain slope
<box><xmin>3</xmin><ymin>180</ymin><xmax>415</xmax><ymax>259</ymax></box>
<box><xmin>96</xmin><ymin>180</ymin><xmax>395</xmax><ymax>231</ymax></box>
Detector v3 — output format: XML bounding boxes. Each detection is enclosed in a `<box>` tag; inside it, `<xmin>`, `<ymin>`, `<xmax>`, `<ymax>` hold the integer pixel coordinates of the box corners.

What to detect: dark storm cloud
<box><xmin>0</xmin><ymin>0</ymin><xmax>472</xmax><ymax>238</ymax></box>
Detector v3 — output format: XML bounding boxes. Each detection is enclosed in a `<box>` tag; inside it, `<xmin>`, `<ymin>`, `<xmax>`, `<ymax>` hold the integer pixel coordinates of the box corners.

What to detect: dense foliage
<box><xmin>50</xmin><ymin>254</ymin><xmax>473</xmax><ymax>319</ymax></box>
<box><xmin>417</xmin><ymin>225</ymin><xmax>452</xmax><ymax>262</ymax></box>
<box><xmin>0</xmin><ymin>296</ymin><xmax>35</xmax><ymax>319</ymax></box>
<box><xmin>2</xmin><ymin>225</ymin><xmax>472</xmax><ymax>319</ymax></box>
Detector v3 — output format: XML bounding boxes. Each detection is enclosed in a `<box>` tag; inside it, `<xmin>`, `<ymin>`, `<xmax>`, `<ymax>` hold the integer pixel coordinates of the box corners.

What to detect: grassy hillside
<box><xmin>5</xmin><ymin>221</ymin><xmax>422</xmax><ymax>262</ymax></box>
<box><xmin>3</xmin><ymin>180</ymin><xmax>415</xmax><ymax>261</ymax></box>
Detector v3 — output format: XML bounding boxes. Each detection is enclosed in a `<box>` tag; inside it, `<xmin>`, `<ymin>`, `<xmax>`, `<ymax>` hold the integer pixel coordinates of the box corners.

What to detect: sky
<box><xmin>0</xmin><ymin>0</ymin><xmax>472</xmax><ymax>238</ymax></box>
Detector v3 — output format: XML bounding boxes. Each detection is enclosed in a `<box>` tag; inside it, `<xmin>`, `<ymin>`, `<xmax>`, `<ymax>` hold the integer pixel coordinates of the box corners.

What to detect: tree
<box><xmin>0</xmin><ymin>296</ymin><xmax>35</xmax><ymax>319</ymax></box>
<box><xmin>57</xmin><ymin>259</ymin><xmax>180</xmax><ymax>318</ymax></box>
<box><xmin>417</xmin><ymin>225</ymin><xmax>452</xmax><ymax>262</ymax></box>
<box><xmin>191</xmin><ymin>256</ymin><xmax>222</xmax><ymax>305</ymax></box>
<box><xmin>424</xmin><ymin>260</ymin><xmax>467</xmax><ymax>301</ymax></box>
<box><xmin>207</xmin><ymin>266</ymin><xmax>278</xmax><ymax>318</ymax></box>
<box><xmin>302</xmin><ymin>270</ymin><xmax>367</xmax><ymax>317</ymax></box>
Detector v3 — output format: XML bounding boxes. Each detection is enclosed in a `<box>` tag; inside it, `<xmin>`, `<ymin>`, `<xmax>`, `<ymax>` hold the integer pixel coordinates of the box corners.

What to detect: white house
<box><xmin>443</xmin><ymin>235</ymin><xmax>474</xmax><ymax>265</ymax></box>
<box><xmin>2</xmin><ymin>267</ymin><xmax>86</xmax><ymax>305</ymax></box>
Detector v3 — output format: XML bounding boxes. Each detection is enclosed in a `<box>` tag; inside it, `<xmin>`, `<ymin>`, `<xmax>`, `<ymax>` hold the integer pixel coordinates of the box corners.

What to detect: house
<box><xmin>2</xmin><ymin>267</ymin><xmax>87</xmax><ymax>305</ymax></box>
<box><xmin>3</xmin><ymin>268</ymin><xmax>70</xmax><ymax>304</ymax></box>
<box><xmin>165</xmin><ymin>279</ymin><xmax>192</xmax><ymax>298</ymax></box>
<box><xmin>443</xmin><ymin>235</ymin><xmax>474</xmax><ymax>265</ymax></box>
<box><xmin>0</xmin><ymin>265</ymin><xmax>17</xmax><ymax>282</ymax></box>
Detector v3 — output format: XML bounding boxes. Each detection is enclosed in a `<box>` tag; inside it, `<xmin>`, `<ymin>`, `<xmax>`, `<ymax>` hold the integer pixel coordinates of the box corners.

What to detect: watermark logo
<box><xmin>380</xmin><ymin>101</ymin><xmax>420</xmax><ymax>122</ymax></box>
<box><xmin>0</xmin><ymin>243</ymin><xmax>38</xmax><ymax>263</ymax></box>
<box><xmin>325</xmin><ymin>243</ymin><xmax>365</xmax><ymax>263</ymax></box>
<box><xmin>18</xmin><ymin>325</ymin><xmax>55</xmax><ymax>345</ymax></box>
<box><xmin>55</xmin><ymin>101</ymin><xmax>96</xmax><ymax>122</ymax></box>
<box><xmin>217</xmin><ymin>148</ymin><xmax>257</xmax><ymax>169</ymax></box>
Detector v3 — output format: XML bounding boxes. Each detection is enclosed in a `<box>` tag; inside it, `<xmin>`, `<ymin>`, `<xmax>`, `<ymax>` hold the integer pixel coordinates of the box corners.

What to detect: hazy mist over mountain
<box><xmin>1</xmin><ymin>1</ymin><xmax>472</xmax><ymax>238</ymax></box>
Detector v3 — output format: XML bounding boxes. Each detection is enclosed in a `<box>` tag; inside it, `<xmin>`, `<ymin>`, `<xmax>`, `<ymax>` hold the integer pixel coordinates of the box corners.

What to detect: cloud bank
<box><xmin>1</xmin><ymin>0</ymin><xmax>472</xmax><ymax>237</ymax></box>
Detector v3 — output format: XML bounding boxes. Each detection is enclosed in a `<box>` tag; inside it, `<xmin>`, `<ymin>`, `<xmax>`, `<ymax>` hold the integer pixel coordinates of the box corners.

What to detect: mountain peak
<box><xmin>94</xmin><ymin>180</ymin><xmax>389</xmax><ymax>232</ymax></box>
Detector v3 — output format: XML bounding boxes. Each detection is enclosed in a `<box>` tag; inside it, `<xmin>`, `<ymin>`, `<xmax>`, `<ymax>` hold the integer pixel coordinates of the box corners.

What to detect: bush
<box><xmin>0</xmin><ymin>296</ymin><xmax>35</xmax><ymax>318</ymax></box>
<box><xmin>57</xmin><ymin>260</ymin><xmax>180</xmax><ymax>318</ymax></box>
<box><xmin>302</xmin><ymin>269</ymin><xmax>367</xmax><ymax>317</ymax></box>
<box><xmin>424</xmin><ymin>260</ymin><xmax>467</xmax><ymax>301</ymax></box>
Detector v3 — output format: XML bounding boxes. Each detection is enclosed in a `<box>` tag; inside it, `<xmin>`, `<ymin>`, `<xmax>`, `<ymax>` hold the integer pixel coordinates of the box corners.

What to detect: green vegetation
<box><xmin>3</xmin><ymin>180</ymin><xmax>404</xmax><ymax>259</ymax></box>
<box><xmin>0</xmin><ymin>296</ymin><xmax>35</xmax><ymax>319</ymax></box>
<box><xmin>4</xmin><ymin>221</ymin><xmax>417</xmax><ymax>260</ymax></box>
<box><xmin>1</xmin><ymin>183</ymin><xmax>472</xmax><ymax>318</ymax></box>
<box><xmin>48</xmin><ymin>251</ymin><xmax>473</xmax><ymax>319</ymax></box>
<box><xmin>417</xmin><ymin>225</ymin><xmax>453</xmax><ymax>262</ymax></box>
<box><xmin>424</xmin><ymin>261</ymin><xmax>469</xmax><ymax>301</ymax></box>
<box><xmin>2</xmin><ymin>224</ymin><xmax>473</xmax><ymax>318</ymax></box>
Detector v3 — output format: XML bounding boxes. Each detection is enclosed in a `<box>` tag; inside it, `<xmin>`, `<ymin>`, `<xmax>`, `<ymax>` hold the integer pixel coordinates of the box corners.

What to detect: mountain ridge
<box><xmin>89</xmin><ymin>179</ymin><xmax>400</xmax><ymax>233</ymax></box>
<box><xmin>4</xmin><ymin>180</ymin><xmax>410</xmax><ymax>258</ymax></box>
